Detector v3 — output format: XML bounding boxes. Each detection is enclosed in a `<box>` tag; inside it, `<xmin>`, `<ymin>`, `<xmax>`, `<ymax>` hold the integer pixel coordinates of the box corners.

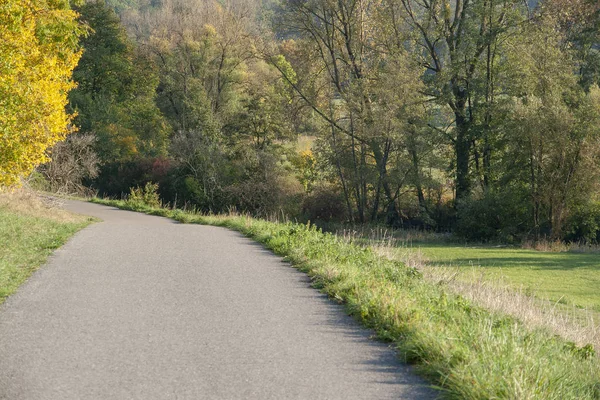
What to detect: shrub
<box><xmin>564</xmin><ymin>202</ymin><xmax>600</xmax><ymax>244</ymax></box>
<box><xmin>128</xmin><ymin>182</ymin><xmax>161</xmax><ymax>208</ymax></box>
<box><xmin>455</xmin><ymin>189</ymin><xmax>530</xmax><ymax>243</ymax></box>
<box><xmin>301</xmin><ymin>185</ymin><xmax>347</xmax><ymax>222</ymax></box>
<box><xmin>92</xmin><ymin>157</ymin><xmax>173</xmax><ymax>199</ymax></box>
<box><xmin>226</xmin><ymin>174</ymin><xmax>303</xmax><ymax>218</ymax></box>
<box><xmin>38</xmin><ymin>134</ymin><xmax>100</xmax><ymax>195</ymax></box>
<box><xmin>25</xmin><ymin>171</ymin><xmax>50</xmax><ymax>192</ymax></box>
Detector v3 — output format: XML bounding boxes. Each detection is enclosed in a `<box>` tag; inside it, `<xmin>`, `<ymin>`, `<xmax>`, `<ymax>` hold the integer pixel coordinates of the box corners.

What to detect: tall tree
<box><xmin>392</xmin><ymin>0</ymin><xmax>528</xmax><ymax>201</ymax></box>
<box><xmin>503</xmin><ymin>14</ymin><xmax>600</xmax><ymax>238</ymax></box>
<box><xmin>70</xmin><ymin>0</ymin><xmax>168</xmax><ymax>163</ymax></box>
<box><xmin>0</xmin><ymin>0</ymin><xmax>83</xmax><ymax>185</ymax></box>
<box><xmin>274</xmin><ymin>0</ymin><xmax>425</xmax><ymax>223</ymax></box>
<box><xmin>544</xmin><ymin>0</ymin><xmax>600</xmax><ymax>90</ymax></box>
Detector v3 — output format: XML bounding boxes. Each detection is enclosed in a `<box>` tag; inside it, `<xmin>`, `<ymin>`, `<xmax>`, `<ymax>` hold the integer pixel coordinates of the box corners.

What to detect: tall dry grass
<box><xmin>522</xmin><ymin>238</ymin><xmax>600</xmax><ymax>253</ymax></box>
<box><xmin>0</xmin><ymin>188</ymin><xmax>85</xmax><ymax>223</ymax></box>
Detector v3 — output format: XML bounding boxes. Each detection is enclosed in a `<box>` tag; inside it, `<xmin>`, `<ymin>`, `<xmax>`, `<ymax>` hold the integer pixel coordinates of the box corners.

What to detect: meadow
<box><xmin>408</xmin><ymin>243</ymin><xmax>600</xmax><ymax>311</ymax></box>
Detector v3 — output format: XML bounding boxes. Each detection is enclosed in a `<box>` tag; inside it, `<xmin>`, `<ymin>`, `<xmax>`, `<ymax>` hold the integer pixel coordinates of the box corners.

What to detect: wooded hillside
<box><xmin>5</xmin><ymin>0</ymin><xmax>600</xmax><ymax>243</ymax></box>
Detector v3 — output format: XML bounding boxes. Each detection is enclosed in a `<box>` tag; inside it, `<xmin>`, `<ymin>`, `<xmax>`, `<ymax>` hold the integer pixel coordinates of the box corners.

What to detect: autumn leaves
<box><xmin>0</xmin><ymin>0</ymin><xmax>83</xmax><ymax>186</ymax></box>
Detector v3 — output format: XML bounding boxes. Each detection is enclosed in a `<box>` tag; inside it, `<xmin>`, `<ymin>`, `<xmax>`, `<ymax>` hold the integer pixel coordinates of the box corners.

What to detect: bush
<box><xmin>564</xmin><ymin>202</ymin><xmax>600</xmax><ymax>244</ymax></box>
<box><xmin>455</xmin><ymin>189</ymin><xmax>530</xmax><ymax>243</ymax></box>
<box><xmin>39</xmin><ymin>133</ymin><xmax>99</xmax><ymax>195</ymax></box>
<box><xmin>128</xmin><ymin>182</ymin><xmax>161</xmax><ymax>208</ymax></box>
<box><xmin>226</xmin><ymin>173</ymin><xmax>303</xmax><ymax>218</ymax></box>
<box><xmin>301</xmin><ymin>185</ymin><xmax>347</xmax><ymax>222</ymax></box>
<box><xmin>25</xmin><ymin>171</ymin><xmax>50</xmax><ymax>192</ymax></box>
<box><xmin>92</xmin><ymin>157</ymin><xmax>173</xmax><ymax>199</ymax></box>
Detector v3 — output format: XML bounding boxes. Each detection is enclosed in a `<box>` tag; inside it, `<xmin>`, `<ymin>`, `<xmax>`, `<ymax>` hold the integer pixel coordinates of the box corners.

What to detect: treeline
<box><xmin>47</xmin><ymin>0</ymin><xmax>304</xmax><ymax>217</ymax></box>
<box><xmin>41</xmin><ymin>0</ymin><xmax>600</xmax><ymax>243</ymax></box>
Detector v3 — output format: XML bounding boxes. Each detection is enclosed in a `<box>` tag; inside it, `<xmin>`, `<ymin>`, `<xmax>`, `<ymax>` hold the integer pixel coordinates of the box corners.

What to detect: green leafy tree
<box><xmin>70</xmin><ymin>0</ymin><xmax>168</xmax><ymax>163</ymax></box>
<box><xmin>544</xmin><ymin>0</ymin><xmax>600</xmax><ymax>90</ymax></box>
<box><xmin>274</xmin><ymin>0</ymin><xmax>427</xmax><ymax>223</ymax></box>
<box><xmin>393</xmin><ymin>0</ymin><xmax>528</xmax><ymax>201</ymax></box>
<box><xmin>503</xmin><ymin>16</ymin><xmax>600</xmax><ymax>238</ymax></box>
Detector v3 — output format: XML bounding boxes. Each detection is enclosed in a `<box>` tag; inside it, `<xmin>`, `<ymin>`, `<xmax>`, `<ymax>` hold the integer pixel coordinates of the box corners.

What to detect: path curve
<box><xmin>0</xmin><ymin>200</ymin><xmax>436</xmax><ymax>399</ymax></box>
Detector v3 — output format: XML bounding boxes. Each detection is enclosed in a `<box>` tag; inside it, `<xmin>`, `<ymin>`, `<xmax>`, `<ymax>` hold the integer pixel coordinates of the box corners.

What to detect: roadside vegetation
<box><xmin>0</xmin><ymin>190</ymin><xmax>93</xmax><ymax>304</ymax></box>
<box><xmin>330</xmin><ymin>225</ymin><xmax>600</xmax><ymax>309</ymax></box>
<box><xmin>323</xmin><ymin>225</ymin><xmax>600</xmax><ymax>353</ymax></box>
<box><xmin>400</xmin><ymin>246</ymin><xmax>599</xmax><ymax>356</ymax></box>
<box><xmin>93</xmin><ymin>195</ymin><xmax>600</xmax><ymax>399</ymax></box>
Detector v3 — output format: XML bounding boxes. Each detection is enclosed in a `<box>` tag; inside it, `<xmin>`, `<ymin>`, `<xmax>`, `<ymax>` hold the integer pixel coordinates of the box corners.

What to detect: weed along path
<box><xmin>0</xmin><ymin>200</ymin><xmax>436</xmax><ymax>400</ymax></box>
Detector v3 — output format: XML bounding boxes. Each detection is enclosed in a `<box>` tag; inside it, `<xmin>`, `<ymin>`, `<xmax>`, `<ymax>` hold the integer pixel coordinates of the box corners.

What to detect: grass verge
<box><xmin>333</xmin><ymin>228</ymin><xmax>599</xmax><ymax>351</ymax></box>
<box><xmin>92</xmin><ymin>198</ymin><xmax>600</xmax><ymax>399</ymax></box>
<box><xmin>0</xmin><ymin>190</ymin><xmax>93</xmax><ymax>304</ymax></box>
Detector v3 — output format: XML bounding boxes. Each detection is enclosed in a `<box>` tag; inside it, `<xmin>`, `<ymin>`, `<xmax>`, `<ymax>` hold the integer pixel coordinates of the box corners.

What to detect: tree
<box><xmin>393</xmin><ymin>0</ymin><xmax>528</xmax><ymax>201</ymax></box>
<box><xmin>69</xmin><ymin>0</ymin><xmax>169</xmax><ymax>163</ymax></box>
<box><xmin>225</xmin><ymin>59</ymin><xmax>295</xmax><ymax>149</ymax></box>
<box><xmin>544</xmin><ymin>0</ymin><xmax>600</xmax><ymax>90</ymax></box>
<box><xmin>0</xmin><ymin>0</ymin><xmax>83</xmax><ymax>186</ymax></box>
<box><xmin>274</xmin><ymin>0</ymin><xmax>426</xmax><ymax>223</ymax></box>
<box><xmin>134</xmin><ymin>0</ymin><xmax>257</xmax><ymax>135</ymax></box>
<box><xmin>503</xmin><ymin>15</ymin><xmax>600</xmax><ymax>238</ymax></box>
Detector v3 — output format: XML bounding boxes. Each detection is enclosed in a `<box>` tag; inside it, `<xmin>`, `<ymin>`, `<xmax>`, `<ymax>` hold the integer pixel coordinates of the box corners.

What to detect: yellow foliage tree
<box><xmin>0</xmin><ymin>0</ymin><xmax>83</xmax><ymax>186</ymax></box>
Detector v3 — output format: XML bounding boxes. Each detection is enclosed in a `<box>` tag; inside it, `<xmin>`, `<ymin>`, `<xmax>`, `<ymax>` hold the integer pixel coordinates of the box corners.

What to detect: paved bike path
<box><xmin>0</xmin><ymin>200</ymin><xmax>436</xmax><ymax>399</ymax></box>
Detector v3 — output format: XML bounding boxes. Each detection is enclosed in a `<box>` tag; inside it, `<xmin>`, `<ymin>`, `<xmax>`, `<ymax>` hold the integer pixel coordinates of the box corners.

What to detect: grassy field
<box><xmin>93</xmin><ymin>197</ymin><xmax>600</xmax><ymax>400</ymax></box>
<box><xmin>0</xmin><ymin>190</ymin><xmax>93</xmax><ymax>304</ymax></box>
<box><xmin>400</xmin><ymin>243</ymin><xmax>600</xmax><ymax>311</ymax></box>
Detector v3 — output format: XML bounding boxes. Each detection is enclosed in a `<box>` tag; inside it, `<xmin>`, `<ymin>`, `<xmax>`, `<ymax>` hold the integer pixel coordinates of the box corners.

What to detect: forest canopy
<box><xmin>4</xmin><ymin>0</ymin><xmax>600</xmax><ymax>243</ymax></box>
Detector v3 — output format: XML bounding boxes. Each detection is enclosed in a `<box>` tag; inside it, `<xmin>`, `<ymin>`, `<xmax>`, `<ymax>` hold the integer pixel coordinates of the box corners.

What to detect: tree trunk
<box><xmin>371</xmin><ymin>139</ymin><xmax>391</xmax><ymax>221</ymax></box>
<box><xmin>350</xmin><ymin>116</ymin><xmax>365</xmax><ymax>223</ymax></box>
<box><xmin>330</xmin><ymin>122</ymin><xmax>354</xmax><ymax>222</ymax></box>
<box><xmin>454</xmin><ymin>90</ymin><xmax>471</xmax><ymax>202</ymax></box>
<box><xmin>409</xmin><ymin>144</ymin><xmax>427</xmax><ymax>213</ymax></box>
<box><xmin>369</xmin><ymin>139</ymin><xmax>399</xmax><ymax>224</ymax></box>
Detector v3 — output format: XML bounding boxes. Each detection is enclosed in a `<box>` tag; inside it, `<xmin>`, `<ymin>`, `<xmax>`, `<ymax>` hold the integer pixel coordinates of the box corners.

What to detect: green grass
<box><xmin>406</xmin><ymin>243</ymin><xmax>600</xmax><ymax>311</ymax></box>
<box><xmin>93</xmin><ymin>197</ymin><xmax>600</xmax><ymax>400</ymax></box>
<box><xmin>0</xmin><ymin>196</ymin><xmax>92</xmax><ymax>304</ymax></box>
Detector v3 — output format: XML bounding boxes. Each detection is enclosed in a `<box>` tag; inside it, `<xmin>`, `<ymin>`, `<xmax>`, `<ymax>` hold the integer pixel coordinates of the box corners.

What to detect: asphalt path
<box><xmin>0</xmin><ymin>200</ymin><xmax>437</xmax><ymax>399</ymax></box>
